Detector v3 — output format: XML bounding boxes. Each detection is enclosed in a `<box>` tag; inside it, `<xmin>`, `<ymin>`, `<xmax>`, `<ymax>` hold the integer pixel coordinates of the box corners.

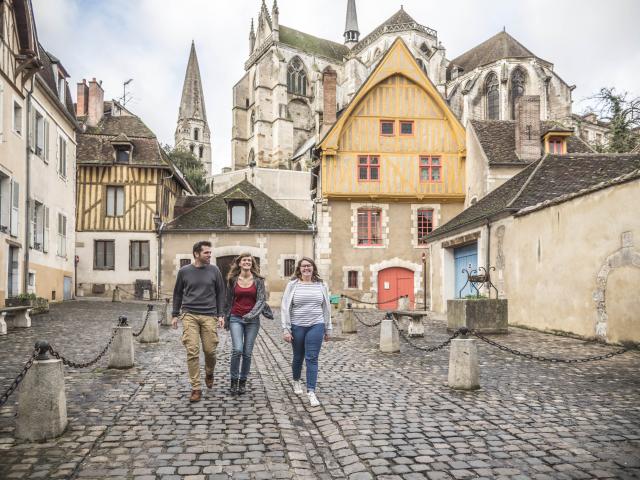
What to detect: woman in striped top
<box><xmin>281</xmin><ymin>257</ymin><xmax>332</xmax><ymax>407</ymax></box>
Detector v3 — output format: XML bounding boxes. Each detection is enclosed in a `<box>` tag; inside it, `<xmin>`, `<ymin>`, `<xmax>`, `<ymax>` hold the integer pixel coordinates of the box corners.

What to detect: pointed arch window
<box><xmin>193</xmin><ymin>128</ymin><xmax>199</xmax><ymax>141</ymax></box>
<box><xmin>485</xmin><ymin>72</ymin><xmax>500</xmax><ymax>120</ymax></box>
<box><xmin>287</xmin><ymin>57</ymin><xmax>307</xmax><ymax>96</ymax></box>
<box><xmin>510</xmin><ymin>68</ymin><xmax>526</xmax><ymax>119</ymax></box>
<box><xmin>199</xmin><ymin>146</ymin><xmax>204</xmax><ymax>159</ymax></box>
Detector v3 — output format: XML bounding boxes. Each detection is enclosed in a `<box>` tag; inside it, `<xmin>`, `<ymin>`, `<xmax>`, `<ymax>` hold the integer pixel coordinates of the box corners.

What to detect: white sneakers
<box><xmin>293</xmin><ymin>380</ymin><xmax>303</xmax><ymax>395</ymax></box>
<box><xmin>307</xmin><ymin>391</ymin><xmax>320</xmax><ymax>407</ymax></box>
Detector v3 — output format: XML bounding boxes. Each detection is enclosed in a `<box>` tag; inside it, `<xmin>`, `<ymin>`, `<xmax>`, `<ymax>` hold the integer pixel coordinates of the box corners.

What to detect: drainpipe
<box><xmin>156</xmin><ymin>221</ymin><xmax>165</xmax><ymax>300</ymax></box>
<box><xmin>23</xmin><ymin>79</ymin><xmax>35</xmax><ymax>294</ymax></box>
<box><xmin>485</xmin><ymin>218</ymin><xmax>491</xmax><ymax>295</ymax></box>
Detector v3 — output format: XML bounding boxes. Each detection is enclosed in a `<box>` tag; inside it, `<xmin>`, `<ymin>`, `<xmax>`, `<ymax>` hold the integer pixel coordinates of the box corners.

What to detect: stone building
<box><xmin>427</xmin><ymin>153</ymin><xmax>640</xmax><ymax>344</ymax></box>
<box><xmin>314</xmin><ymin>39</ymin><xmax>466</xmax><ymax>307</ymax></box>
<box><xmin>75</xmin><ymin>81</ymin><xmax>192</xmax><ymax>298</ymax></box>
<box><xmin>232</xmin><ymin>1</ymin><xmax>574</xmax><ymax>172</ymax></box>
<box><xmin>0</xmin><ymin>0</ymin><xmax>78</xmax><ymax>302</ymax></box>
<box><xmin>175</xmin><ymin>42</ymin><xmax>212</xmax><ymax>175</ymax></box>
<box><xmin>161</xmin><ymin>179</ymin><xmax>313</xmax><ymax>305</ymax></box>
<box><xmin>567</xmin><ymin>112</ymin><xmax>610</xmax><ymax>150</ymax></box>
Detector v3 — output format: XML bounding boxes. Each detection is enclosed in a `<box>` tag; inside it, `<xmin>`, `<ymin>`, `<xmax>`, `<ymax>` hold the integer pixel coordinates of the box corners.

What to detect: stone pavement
<box><xmin>0</xmin><ymin>301</ymin><xmax>639</xmax><ymax>480</ymax></box>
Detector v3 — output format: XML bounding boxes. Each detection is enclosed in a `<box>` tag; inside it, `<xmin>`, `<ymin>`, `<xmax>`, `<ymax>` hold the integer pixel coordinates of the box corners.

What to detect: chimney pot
<box><xmin>76</xmin><ymin>80</ymin><xmax>89</xmax><ymax>117</ymax></box>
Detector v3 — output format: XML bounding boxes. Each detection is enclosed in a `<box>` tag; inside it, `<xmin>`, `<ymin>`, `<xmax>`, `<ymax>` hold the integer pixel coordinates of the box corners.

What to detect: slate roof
<box><xmin>470</xmin><ymin>120</ymin><xmax>594</xmax><ymax>165</ymax></box>
<box><xmin>429</xmin><ymin>154</ymin><xmax>640</xmax><ymax>241</ymax></box>
<box><xmin>35</xmin><ymin>43</ymin><xmax>76</xmax><ymax>123</ymax></box>
<box><xmin>165</xmin><ymin>179</ymin><xmax>311</xmax><ymax>233</ymax></box>
<box><xmin>449</xmin><ymin>31</ymin><xmax>542</xmax><ymax>75</ymax></box>
<box><xmin>279</xmin><ymin>26</ymin><xmax>349</xmax><ymax>62</ymax></box>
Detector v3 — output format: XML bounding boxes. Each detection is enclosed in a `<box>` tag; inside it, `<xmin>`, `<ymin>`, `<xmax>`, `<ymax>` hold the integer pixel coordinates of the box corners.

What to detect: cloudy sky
<box><xmin>33</xmin><ymin>0</ymin><xmax>640</xmax><ymax>173</ymax></box>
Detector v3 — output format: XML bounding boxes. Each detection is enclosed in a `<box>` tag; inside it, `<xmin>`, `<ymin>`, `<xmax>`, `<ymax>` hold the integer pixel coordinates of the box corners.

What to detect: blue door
<box><xmin>454</xmin><ymin>243</ymin><xmax>478</xmax><ymax>298</ymax></box>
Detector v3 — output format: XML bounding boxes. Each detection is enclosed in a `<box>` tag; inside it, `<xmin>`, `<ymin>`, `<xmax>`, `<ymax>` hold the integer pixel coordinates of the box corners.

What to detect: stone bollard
<box><xmin>16</xmin><ymin>341</ymin><xmax>68</xmax><ymax>441</ymax></box>
<box><xmin>448</xmin><ymin>330</ymin><xmax>480</xmax><ymax>390</ymax></box>
<box><xmin>398</xmin><ymin>295</ymin><xmax>410</xmax><ymax>311</ymax></box>
<box><xmin>161</xmin><ymin>299</ymin><xmax>173</xmax><ymax>327</ymax></box>
<box><xmin>138</xmin><ymin>307</ymin><xmax>159</xmax><ymax>343</ymax></box>
<box><xmin>379</xmin><ymin>314</ymin><xmax>400</xmax><ymax>353</ymax></box>
<box><xmin>341</xmin><ymin>307</ymin><xmax>357</xmax><ymax>334</ymax></box>
<box><xmin>112</xmin><ymin>286</ymin><xmax>121</xmax><ymax>303</ymax></box>
<box><xmin>0</xmin><ymin>313</ymin><xmax>7</xmax><ymax>335</ymax></box>
<box><xmin>108</xmin><ymin>316</ymin><xmax>134</xmax><ymax>369</ymax></box>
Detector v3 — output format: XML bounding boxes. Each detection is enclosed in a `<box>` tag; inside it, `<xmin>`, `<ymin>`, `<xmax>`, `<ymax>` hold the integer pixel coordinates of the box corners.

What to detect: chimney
<box><xmin>87</xmin><ymin>78</ymin><xmax>104</xmax><ymax>127</ymax></box>
<box><xmin>322</xmin><ymin>67</ymin><xmax>337</xmax><ymax>130</ymax></box>
<box><xmin>515</xmin><ymin>95</ymin><xmax>541</xmax><ymax>162</ymax></box>
<box><xmin>76</xmin><ymin>79</ymin><xmax>89</xmax><ymax>117</ymax></box>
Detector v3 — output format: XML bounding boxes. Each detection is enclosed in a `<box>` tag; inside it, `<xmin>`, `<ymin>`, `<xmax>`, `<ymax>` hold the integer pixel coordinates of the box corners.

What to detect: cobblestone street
<box><xmin>1</xmin><ymin>301</ymin><xmax>639</xmax><ymax>480</ymax></box>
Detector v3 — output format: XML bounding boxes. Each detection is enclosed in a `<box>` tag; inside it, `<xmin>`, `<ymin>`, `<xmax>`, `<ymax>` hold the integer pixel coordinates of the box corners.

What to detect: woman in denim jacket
<box><xmin>225</xmin><ymin>253</ymin><xmax>273</xmax><ymax>395</ymax></box>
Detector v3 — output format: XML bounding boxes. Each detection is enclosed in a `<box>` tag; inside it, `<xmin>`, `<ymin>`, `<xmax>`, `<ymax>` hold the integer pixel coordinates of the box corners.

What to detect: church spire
<box><xmin>344</xmin><ymin>0</ymin><xmax>359</xmax><ymax>48</ymax></box>
<box><xmin>175</xmin><ymin>41</ymin><xmax>212</xmax><ymax>175</ymax></box>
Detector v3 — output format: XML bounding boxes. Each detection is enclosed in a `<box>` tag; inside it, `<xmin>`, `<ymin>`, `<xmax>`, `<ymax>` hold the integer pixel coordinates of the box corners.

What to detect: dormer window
<box><xmin>58</xmin><ymin>76</ymin><xmax>66</xmax><ymax>103</ymax></box>
<box><xmin>547</xmin><ymin>136</ymin><xmax>565</xmax><ymax>154</ymax></box>
<box><xmin>229</xmin><ymin>201</ymin><xmax>249</xmax><ymax>226</ymax></box>
<box><xmin>115</xmin><ymin>145</ymin><xmax>131</xmax><ymax>163</ymax></box>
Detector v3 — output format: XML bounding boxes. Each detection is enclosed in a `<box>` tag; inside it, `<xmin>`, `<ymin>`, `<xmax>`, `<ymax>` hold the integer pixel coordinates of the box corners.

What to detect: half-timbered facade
<box><xmin>75</xmin><ymin>81</ymin><xmax>192</xmax><ymax>298</ymax></box>
<box><xmin>1</xmin><ymin>0</ymin><xmax>78</xmax><ymax>302</ymax></box>
<box><xmin>315</xmin><ymin>38</ymin><xmax>466</xmax><ymax>307</ymax></box>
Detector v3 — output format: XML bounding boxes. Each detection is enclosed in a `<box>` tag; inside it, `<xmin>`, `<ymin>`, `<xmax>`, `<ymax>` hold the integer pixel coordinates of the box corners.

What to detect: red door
<box><xmin>377</xmin><ymin>267</ymin><xmax>414</xmax><ymax>310</ymax></box>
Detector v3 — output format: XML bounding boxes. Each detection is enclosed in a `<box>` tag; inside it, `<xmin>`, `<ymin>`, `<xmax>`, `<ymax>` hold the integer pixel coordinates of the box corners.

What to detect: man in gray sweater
<box><xmin>172</xmin><ymin>241</ymin><xmax>226</xmax><ymax>402</ymax></box>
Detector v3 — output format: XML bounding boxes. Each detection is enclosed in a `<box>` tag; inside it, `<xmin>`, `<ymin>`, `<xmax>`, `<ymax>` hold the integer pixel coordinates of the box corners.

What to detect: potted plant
<box><xmin>5</xmin><ymin>293</ymin><xmax>50</xmax><ymax>314</ymax></box>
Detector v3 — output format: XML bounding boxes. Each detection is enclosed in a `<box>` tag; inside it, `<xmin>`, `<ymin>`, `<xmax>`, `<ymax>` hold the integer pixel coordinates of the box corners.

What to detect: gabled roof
<box><xmin>320</xmin><ymin>37</ymin><xmax>465</xmax><ymax>153</ymax></box>
<box><xmin>429</xmin><ymin>154</ymin><xmax>640</xmax><ymax>241</ymax></box>
<box><xmin>449</xmin><ymin>31</ymin><xmax>542</xmax><ymax>75</ymax></box>
<box><xmin>470</xmin><ymin>120</ymin><xmax>594</xmax><ymax>165</ymax></box>
<box><xmin>165</xmin><ymin>179</ymin><xmax>311</xmax><ymax>233</ymax></box>
<box><xmin>352</xmin><ymin>7</ymin><xmax>436</xmax><ymax>55</ymax></box>
<box><xmin>279</xmin><ymin>26</ymin><xmax>349</xmax><ymax>62</ymax></box>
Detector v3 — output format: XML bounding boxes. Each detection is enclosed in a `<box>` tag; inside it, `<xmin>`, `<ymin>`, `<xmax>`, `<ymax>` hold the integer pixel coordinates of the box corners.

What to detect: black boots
<box><xmin>230</xmin><ymin>379</ymin><xmax>239</xmax><ymax>395</ymax></box>
<box><xmin>238</xmin><ymin>379</ymin><xmax>247</xmax><ymax>395</ymax></box>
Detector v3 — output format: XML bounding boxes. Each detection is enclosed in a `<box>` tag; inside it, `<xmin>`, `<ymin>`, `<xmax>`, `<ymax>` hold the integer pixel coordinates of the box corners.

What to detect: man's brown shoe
<box><xmin>205</xmin><ymin>373</ymin><xmax>214</xmax><ymax>389</ymax></box>
<box><xmin>189</xmin><ymin>389</ymin><xmax>202</xmax><ymax>402</ymax></box>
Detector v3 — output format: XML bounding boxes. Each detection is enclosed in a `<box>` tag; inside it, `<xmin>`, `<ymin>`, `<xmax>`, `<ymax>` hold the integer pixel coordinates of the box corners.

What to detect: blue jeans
<box><xmin>229</xmin><ymin>315</ymin><xmax>260</xmax><ymax>381</ymax></box>
<box><xmin>291</xmin><ymin>323</ymin><xmax>325</xmax><ymax>392</ymax></box>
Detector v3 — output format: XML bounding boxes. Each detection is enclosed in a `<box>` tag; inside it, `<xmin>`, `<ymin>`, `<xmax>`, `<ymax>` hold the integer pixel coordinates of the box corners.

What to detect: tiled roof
<box><xmin>449</xmin><ymin>31</ymin><xmax>538</xmax><ymax>75</ymax></box>
<box><xmin>429</xmin><ymin>154</ymin><xmax>640</xmax><ymax>240</ymax></box>
<box><xmin>470</xmin><ymin>120</ymin><xmax>594</xmax><ymax>165</ymax></box>
<box><xmin>279</xmin><ymin>26</ymin><xmax>349</xmax><ymax>62</ymax></box>
<box><xmin>165</xmin><ymin>179</ymin><xmax>311</xmax><ymax>233</ymax></box>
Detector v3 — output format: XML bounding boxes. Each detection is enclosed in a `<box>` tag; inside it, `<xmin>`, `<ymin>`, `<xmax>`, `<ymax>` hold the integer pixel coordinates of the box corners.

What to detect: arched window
<box><xmin>485</xmin><ymin>72</ymin><xmax>500</xmax><ymax>120</ymax></box>
<box><xmin>287</xmin><ymin>57</ymin><xmax>307</xmax><ymax>96</ymax></box>
<box><xmin>248</xmin><ymin>149</ymin><xmax>255</xmax><ymax>167</ymax></box>
<box><xmin>193</xmin><ymin>128</ymin><xmax>199</xmax><ymax>141</ymax></box>
<box><xmin>198</xmin><ymin>146</ymin><xmax>204</xmax><ymax>159</ymax></box>
<box><xmin>510</xmin><ymin>68</ymin><xmax>526</xmax><ymax>119</ymax></box>
<box><xmin>189</xmin><ymin>144</ymin><xmax>194</xmax><ymax>154</ymax></box>
<box><xmin>250</xmin><ymin>110</ymin><xmax>255</xmax><ymax>135</ymax></box>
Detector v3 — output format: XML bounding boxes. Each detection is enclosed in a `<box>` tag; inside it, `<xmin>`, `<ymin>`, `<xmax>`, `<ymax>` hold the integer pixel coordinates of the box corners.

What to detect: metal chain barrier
<box><xmin>353</xmin><ymin>310</ymin><xmax>384</xmax><ymax>327</ymax></box>
<box><xmin>132</xmin><ymin>305</ymin><xmax>152</xmax><ymax>337</ymax></box>
<box><xmin>0</xmin><ymin>347</ymin><xmax>39</xmax><ymax>407</ymax></box>
<box><xmin>470</xmin><ymin>331</ymin><xmax>630</xmax><ymax>363</ymax></box>
<box><xmin>48</xmin><ymin>327</ymin><xmax>120</xmax><ymax>369</ymax></box>
<box><xmin>393</xmin><ymin>317</ymin><xmax>460</xmax><ymax>352</ymax></box>
<box><xmin>341</xmin><ymin>293</ymin><xmax>408</xmax><ymax>306</ymax></box>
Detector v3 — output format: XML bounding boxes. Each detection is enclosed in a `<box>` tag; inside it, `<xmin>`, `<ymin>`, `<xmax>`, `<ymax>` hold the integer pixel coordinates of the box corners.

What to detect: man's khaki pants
<box><xmin>181</xmin><ymin>312</ymin><xmax>218</xmax><ymax>390</ymax></box>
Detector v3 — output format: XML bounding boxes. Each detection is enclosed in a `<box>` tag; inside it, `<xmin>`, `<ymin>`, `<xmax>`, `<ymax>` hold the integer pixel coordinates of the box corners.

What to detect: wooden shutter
<box><xmin>43</xmin><ymin>206</ymin><xmax>49</xmax><ymax>253</ymax></box>
<box><xmin>10</xmin><ymin>180</ymin><xmax>19</xmax><ymax>236</ymax></box>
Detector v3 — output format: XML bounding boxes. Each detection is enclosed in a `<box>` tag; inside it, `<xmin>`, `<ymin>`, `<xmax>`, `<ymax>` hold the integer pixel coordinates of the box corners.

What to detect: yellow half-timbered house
<box><xmin>315</xmin><ymin>38</ymin><xmax>466</xmax><ymax>308</ymax></box>
<box><xmin>75</xmin><ymin>80</ymin><xmax>192</xmax><ymax>298</ymax></box>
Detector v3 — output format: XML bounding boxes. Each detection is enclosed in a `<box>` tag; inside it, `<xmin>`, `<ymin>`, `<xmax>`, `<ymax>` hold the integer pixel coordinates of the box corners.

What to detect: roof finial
<box><xmin>503</xmin><ymin>25</ymin><xmax>506</xmax><ymax>32</ymax></box>
<box><xmin>401</xmin><ymin>4</ymin><xmax>404</xmax><ymax>9</ymax></box>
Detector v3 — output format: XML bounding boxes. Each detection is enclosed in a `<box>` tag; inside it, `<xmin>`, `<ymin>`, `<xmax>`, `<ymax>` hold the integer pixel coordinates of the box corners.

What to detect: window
<box><xmin>193</xmin><ymin>128</ymin><xmax>199</xmax><ymax>141</ymax></box>
<box><xmin>400</xmin><ymin>121</ymin><xmax>414</xmax><ymax>135</ymax></box>
<box><xmin>58</xmin><ymin>77</ymin><xmax>65</xmax><ymax>103</ymax></box>
<box><xmin>417</xmin><ymin>209</ymin><xmax>434</xmax><ymax>245</ymax></box>
<box><xmin>30</xmin><ymin>202</ymin><xmax>47</xmax><ymax>251</ymax></box>
<box><xmin>94</xmin><ymin>240</ymin><xmax>115</xmax><ymax>270</ymax></box>
<box><xmin>13</xmin><ymin>101</ymin><xmax>22</xmax><ymax>135</ymax></box>
<box><xmin>33</xmin><ymin>110</ymin><xmax>45</xmax><ymax>157</ymax></box>
<box><xmin>380</xmin><ymin>120</ymin><xmax>394</xmax><ymax>136</ymax></box>
<box><xmin>180</xmin><ymin>258</ymin><xmax>192</xmax><ymax>268</ymax></box>
<box><xmin>0</xmin><ymin>174</ymin><xmax>10</xmax><ymax>233</ymax></box>
<box><xmin>358</xmin><ymin>156</ymin><xmax>379</xmax><ymax>181</ymax></box>
<box><xmin>485</xmin><ymin>72</ymin><xmax>500</xmax><ymax>120</ymax></box>
<box><xmin>287</xmin><ymin>57</ymin><xmax>307</xmax><ymax>95</ymax></box>
<box><xmin>129</xmin><ymin>241</ymin><xmax>150</xmax><ymax>270</ymax></box>
<box><xmin>115</xmin><ymin>145</ymin><xmax>130</xmax><ymax>164</ymax></box>
<box><xmin>199</xmin><ymin>146</ymin><xmax>204</xmax><ymax>159</ymax></box>
<box><xmin>357</xmin><ymin>209</ymin><xmax>382</xmax><ymax>246</ymax></box>
<box><xmin>284</xmin><ymin>259</ymin><xmax>295</xmax><ymax>277</ymax></box>
<box><xmin>189</xmin><ymin>144</ymin><xmax>194</xmax><ymax>154</ymax></box>
<box><xmin>419</xmin><ymin>157</ymin><xmax>441</xmax><ymax>182</ymax></box>
<box><xmin>230</xmin><ymin>202</ymin><xmax>248</xmax><ymax>226</ymax></box>
<box><xmin>10</xmin><ymin>179</ymin><xmax>19</xmax><ymax>236</ymax></box>
<box><xmin>250</xmin><ymin>110</ymin><xmax>255</xmax><ymax>135</ymax></box>
<box><xmin>510</xmin><ymin>68</ymin><xmax>526</xmax><ymax>119</ymax></box>
<box><xmin>106</xmin><ymin>186</ymin><xmax>125</xmax><ymax>217</ymax></box>
<box><xmin>57</xmin><ymin>213</ymin><xmax>67</xmax><ymax>257</ymax></box>
<box><xmin>548</xmin><ymin>136</ymin><xmax>564</xmax><ymax>154</ymax></box>
<box><xmin>347</xmin><ymin>270</ymin><xmax>358</xmax><ymax>289</ymax></box>
<box><xmin>58</xmin><ymin>136</ymin><xmax>67</xmax><ymax>176</ymax></box>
